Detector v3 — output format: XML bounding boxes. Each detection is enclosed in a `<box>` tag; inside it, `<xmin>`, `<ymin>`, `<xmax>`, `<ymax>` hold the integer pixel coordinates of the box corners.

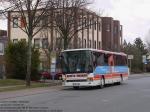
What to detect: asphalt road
<box><xmin>1</xmin><ymin>75</ymin><xmax>150</xmax><ymax>112</ymax></box>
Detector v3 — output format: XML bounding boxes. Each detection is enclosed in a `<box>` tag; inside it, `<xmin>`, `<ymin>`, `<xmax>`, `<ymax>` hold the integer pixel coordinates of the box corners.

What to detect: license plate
<box><xmin>73</xmin><ymin>83</ymin><xmax>80</xmax><ymax>86</ymax></box>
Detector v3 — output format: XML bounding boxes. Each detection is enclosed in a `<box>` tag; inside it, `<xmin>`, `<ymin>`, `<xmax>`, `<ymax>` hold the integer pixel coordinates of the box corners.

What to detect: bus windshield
<box><xmin>61</xmin><ymin>50</ymin><xmax>93</xmax><ymax>74</ymax></box>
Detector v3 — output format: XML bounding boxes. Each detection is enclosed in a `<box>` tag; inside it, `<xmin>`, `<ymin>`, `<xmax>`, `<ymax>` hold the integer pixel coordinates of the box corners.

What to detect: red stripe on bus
<box><xmin>94</xmin><ymin>75</ymin><xmax>101</xmax><ymax>80</ymax></box>
<box><xmin>93</xmin><ymin>73</ymin><xmax>128</xmax><ymax>80</ymax></box>
<box><xmin>104</xmin><ymin>74</ymin><xmax>112</xmax><ymax>79</ymax></box>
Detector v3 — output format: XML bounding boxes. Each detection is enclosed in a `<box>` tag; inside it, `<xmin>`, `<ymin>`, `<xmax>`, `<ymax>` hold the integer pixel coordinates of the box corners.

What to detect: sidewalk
<box><xmin>0</xmin><ymin>80</ymin><xmax>62</xmax><ymax>89</ymax></box>
<box><xmin>129</xmin><ymin>73</ymin><xmax>150</xmax><ymax>79</ymax></box>
<box><xmin>0</xmin><ymin>85</ymin><xmax>62</xmax><ymax>100</ymax></box>
<box><xmin>0</xmin><ymin>85</ymin><xmax>25</xmax><ymax>89</ymax></box>
<box><xmin>0</xmin><ymin>80</ymin><xmax>62</xmax><ymax>100</ymax></box>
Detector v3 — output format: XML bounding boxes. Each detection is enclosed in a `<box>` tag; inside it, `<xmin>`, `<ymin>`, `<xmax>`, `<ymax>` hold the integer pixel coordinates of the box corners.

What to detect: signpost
<box><xmin>51</xmin><ymin>57</ymin><xmax>56</xmax><ymax>80</ymax></box>
<box><xmin>142</xmin><ymin>55</ymin><xmax>147</xmax><ymax>63</ymax></box>
<box><xmin>128</xmin><ymin>55</ymin><xmax>134</xmax><ymax>73</ymax></box>
<box><xmin>142</xmin><ymin>55</ymin><xmax>147</xmax><ymax>72</ymax></box>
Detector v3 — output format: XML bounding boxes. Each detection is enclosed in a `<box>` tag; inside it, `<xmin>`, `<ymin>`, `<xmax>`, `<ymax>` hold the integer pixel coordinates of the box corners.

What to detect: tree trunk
<box><xmin>48</xmin><ymin>52</ymin><xmax>51</xmax><ymax>73</ymax></box>
<box><xmin>64</xmin><ymin>38</ymin><xmax>68</xmax><ymax>50</ymax></box>
<box><xmin>26</xmin><ymin>37</ymin><xmax>32</xmax><ymax>86</ymax></box>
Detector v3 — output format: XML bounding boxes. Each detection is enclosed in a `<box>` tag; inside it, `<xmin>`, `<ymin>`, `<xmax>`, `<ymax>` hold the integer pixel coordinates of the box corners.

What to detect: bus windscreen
<box><xmin>61</xmin><ymin>50</ymin><xmax>93</xmax><ymax>73</ymax></box>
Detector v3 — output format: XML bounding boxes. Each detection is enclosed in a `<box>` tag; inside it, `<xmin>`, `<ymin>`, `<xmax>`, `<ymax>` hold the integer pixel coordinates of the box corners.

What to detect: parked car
<box><xmin>40</xmin><ymin>71</ymin><xmax>51</xmax><ymax>80</ymax></box>
<box><xmin>55</xmin><ymin>72</ymin><xmax>63</xmax><ymax>80</ymax></box>
<box><xmin>40</xmin><ymin>70</ymin><xmax>63</xmax><ymax>80</ymax></box>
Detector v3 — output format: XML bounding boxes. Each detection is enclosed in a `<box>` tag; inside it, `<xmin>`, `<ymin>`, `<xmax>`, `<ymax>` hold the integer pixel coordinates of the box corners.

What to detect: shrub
<box><xmin>5</xmin><ymin>40</ymin><xmax>40</xmax><ymax>80</ymax></box>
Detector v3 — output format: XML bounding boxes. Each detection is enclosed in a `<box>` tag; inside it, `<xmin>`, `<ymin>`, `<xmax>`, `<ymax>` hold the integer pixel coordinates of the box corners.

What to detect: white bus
<box><xmin>60</xmin><ymin>49</ymin><xmax>129</xmax><ymax>89</ymax></box>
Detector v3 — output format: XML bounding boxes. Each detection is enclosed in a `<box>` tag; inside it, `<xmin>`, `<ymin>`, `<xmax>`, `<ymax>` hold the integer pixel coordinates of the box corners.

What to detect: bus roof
<box><xmin>62</xmin><ymin>48</ymin><xmax>127</xmax><ymax>56</ymax></box>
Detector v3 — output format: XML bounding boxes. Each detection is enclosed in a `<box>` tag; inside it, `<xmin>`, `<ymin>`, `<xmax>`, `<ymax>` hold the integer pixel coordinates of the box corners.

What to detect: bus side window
<box><xmin>104</xmin><ymin>54</ymin><xmax>109</xmax><ymax>66</ymax></box>
<box><xmin>93</xmin><ymin>52</ymin><xmax>104</xmax><ymax>67</ymax></box>
<box><xmin>92</xmin><ymin>52</ymin><xmax>97</xmax><ymax>67</ymax></box>
<box><xmin>125</xmin><ymin>56</ymin><xmax>128</xmax><ymax>65</ymax></box>
<box><xmin>108</xmin><ymin>54</ymin><xmax>114</xmax><ymax>66</ymax></box>
<box><xmin>114</xmin><ymin>55</ymin><xmax>117</xmax><ymax>66</ymax></box>
<box><xmin>122</xmin><ymin>56</ymin><xmax>127</xmax><ymax>66</ymax></box>
<box><xmin>97</xmin><ymin>54</ymin><xmax>104</xmax><ymax>66</ymax></box>
<box><xmin>116</xmin><ymin>55</ymin><xmax>126</xmax><ymax>66</ymax></box>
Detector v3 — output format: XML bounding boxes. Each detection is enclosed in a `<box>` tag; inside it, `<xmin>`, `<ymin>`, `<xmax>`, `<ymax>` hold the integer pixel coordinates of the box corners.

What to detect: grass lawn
<box><xmin>0</xmin><ymin>79</ymin><xmax>26</xmax><ymax>87</ymax></box>
<box><xmin>0</xmin><ymin>79</ymin><xmax>56</xmax><ymax>92</ymax></box>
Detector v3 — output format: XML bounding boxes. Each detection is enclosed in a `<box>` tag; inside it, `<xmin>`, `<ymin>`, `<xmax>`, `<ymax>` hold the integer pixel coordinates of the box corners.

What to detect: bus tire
<box><xmin>99</xmin><ymin>77</ymin><xmax>105</xmax><ymax>89</ymax></box>
<box><xmin>73</xmin><ymin>86</ymin><xmax>79</xmax><ymax>90</ymax></box>
<box><xmin>119</xmin><ymin>74</ymin><xmax>123</xmax><ymax>84</ymax></box>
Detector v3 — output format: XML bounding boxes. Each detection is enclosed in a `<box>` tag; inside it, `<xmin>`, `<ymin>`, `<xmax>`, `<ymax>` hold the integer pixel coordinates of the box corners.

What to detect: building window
<box><xmin>42</xmin><ymin>38</ymin><xmax>48</xmax><ymax>49</ymax></box>
<box><xmin>94</xmin><ymin>40</ymin><xmax>96</xmax><ymax>49</ymax></box>
<box><xmin>84</xmin><ymin>17</ymin><xmax>87</xmax><ymax>27</ymax></box>
<box><xmin>95</xmin><ymin>21</ymin><xmax>97</xmax><ymax>30</ymax></box>
<box><xmin>98</xmin><ymin>22</ymin><xmax>101</xmax><ymax>31</ymax></box>
<box><xmin>13</xmin><ymin>17</ymin><xmax>19</xmax><ymax>28</ymax></box>
<box><xmin>42</xmin><ymin>16</ymin><xmax>49</xmax><ymax>27</ymax></box>
<box><xmin>114</xmin><ymin>27</ymin><xmax>117</xmax><ymax>34</ymax></box>
<box><xmin>34</xmin><ymin>38</ymin><xmax>40</xmax><ymax>48</ymax></box>
<box><xmin>21</xmin><ymin>17</ymin><xmax>26</xmax><ymax>27</ymax></box>
<box><xmin>84</xmin><ymin>39</ymin><xmax>86</xmax><ymax>48</ymax></box>
<box><xmin>106</xmin><ymin>24</ymin><xmax>110</xmax><ymax>32</ymax></box>
<box><xmin>77</xmin><ymin>38</ymin><xmax>81</xmax><ymax>48</ymax></box>
<box><xmin>98</xmin><ymin>41</ymin><xmax>101</xmax><ymax>49</ymax></box>
<box><xmin>13</xmin><ymin>39</ymin><xmax>18</xmax><ymax>43</ymax></box>
<box><xmin>89</xmin><ymin>40</ymin><xmax>91</xmax><ymax>48</ymax></box>
<box><xmin>0</xmin><ymin>43</ymin><xmax>4</xmax><ymax>55</ymax></box>
<box><xmin>89</xmin><ymin>19</ymin><xmax>92</xmax><ymax>29</ymax></box>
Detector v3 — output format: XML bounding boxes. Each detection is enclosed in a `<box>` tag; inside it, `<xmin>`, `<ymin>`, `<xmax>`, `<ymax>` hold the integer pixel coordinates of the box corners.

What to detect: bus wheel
<box><xmin>120</xmin><ymin>75</ymin><xmax>123</xmax><ymax>83</ymax></box>
<box><xmin>73</xmin><ymin>86</ymin><xmax>79</xmax><ymax>90</ymax></box>
<box><xmin>99</xmin><ymin>77</ymin><xmax>105</xmax><ymax>89</ymax></box>
<box><xmin>117</xmin><ymin>75</ymin><xmax>123</xmax><ymax>85</ymax></box>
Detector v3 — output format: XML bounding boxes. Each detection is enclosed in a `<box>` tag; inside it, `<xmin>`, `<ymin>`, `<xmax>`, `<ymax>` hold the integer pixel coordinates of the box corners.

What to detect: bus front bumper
<box><xmin>62</xmin><ymin>80</ymin><xmax>100</xmax><ymax>87</ymax></box>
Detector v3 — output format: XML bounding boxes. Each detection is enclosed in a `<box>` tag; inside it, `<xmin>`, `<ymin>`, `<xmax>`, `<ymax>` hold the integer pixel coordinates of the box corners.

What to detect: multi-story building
<box><xmin>74</xmin><ymin>8</ymin><xmax>102</xmax><ymax>49</ymax></box>
<box><xmin>7</xmin><ymin>8</ymin><xmax>102</xmax><ymax>70</ymax></box>
<box><xmin>7</xmin><ymin>8</ymin><xmax>124</xmax><ymax>71</ymax></box>
<box><xmin>113</xmin><ymin>20</ymin><xmax>123</xmax><ymax>51</ymax></box>
<box><xmin>101</xmin><ymin>17</ymin><xmax>114</xmax><ymax>51</ymax></box>
<box><xmin>101</xmin><ymin>17</ymin><xmax>123</xmax><ymax>52</ymax></box>
<box><xmin>0</xmin><ymin>30</ymin><xmax>7</xmax><ymax>79</ymax></box>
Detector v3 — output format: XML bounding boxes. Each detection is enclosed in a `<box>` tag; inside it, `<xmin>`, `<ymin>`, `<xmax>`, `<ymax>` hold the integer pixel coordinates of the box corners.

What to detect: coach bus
<box><xmin>60</xmin><ymin>49</ymin><xmax>129</xmax><ymax>89</ymax></box>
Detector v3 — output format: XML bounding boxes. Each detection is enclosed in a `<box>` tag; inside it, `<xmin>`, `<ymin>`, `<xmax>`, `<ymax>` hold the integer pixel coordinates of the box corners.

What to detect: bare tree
<box><xmin>39</xmin><ymin>25</ymin><xmax>64</xmax><ymax>75</ymax></box>
<box><xmin>50</xmin><ymin>0</ymin><xmax>95</xmax><ymax>49</ymax></box>
<box><xmin>0</xmin><ymin>0</ymin><xmax>56</xmax><ymax>86</ymax></box>
<box><xmin>37</xmin><ymin>0</ymin><xmax>94</xmax><ymax>75</ymax></box>
<box><xmin>39</xmin><ymin>28</ymin><xmax>55</xmax><ymax>72</ymax></box>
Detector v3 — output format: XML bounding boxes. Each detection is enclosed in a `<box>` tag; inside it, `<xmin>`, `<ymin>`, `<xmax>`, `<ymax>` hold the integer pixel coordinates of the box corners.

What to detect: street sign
<box><xmin>52</xmin><ymin>57</ymin><xmax>56</xmax><ymax>63</ymax></box>
<box><xmin>142</xmin><ymin>55</ymin><xmax>147</xmax><ymax>63</ymax></box>
<box><xmin>144</xmin><ymin>62</ymin><xmax>147</xmax><ymax>64</ymax></box>
<box><xmin>147</xmin><ymin>55</ymin><xmax>150</xmax><ymax>60</ymax></box>
<box><xmin>128</xmin><ymin>55</ymin><xmax>134</xmax><ymax>59</ymax></box>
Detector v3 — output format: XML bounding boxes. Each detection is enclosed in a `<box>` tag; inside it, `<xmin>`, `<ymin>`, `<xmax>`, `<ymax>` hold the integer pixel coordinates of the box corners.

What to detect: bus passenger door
<box><xmin>108</xmin><ymin>54</ymin><xmax>114</xmax><ymax>71</ymax></box>
<box><xmin>108</xmin><ymin>54</ymin><xmax>114</xmax><ymax>82</ymax></box>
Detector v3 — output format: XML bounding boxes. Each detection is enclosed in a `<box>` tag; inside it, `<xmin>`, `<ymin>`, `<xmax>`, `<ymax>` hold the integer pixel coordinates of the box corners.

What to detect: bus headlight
<box><xmin>87</xmin><ymin>77</ymin><xmax>93</xmax><ymax>81</ymax></box>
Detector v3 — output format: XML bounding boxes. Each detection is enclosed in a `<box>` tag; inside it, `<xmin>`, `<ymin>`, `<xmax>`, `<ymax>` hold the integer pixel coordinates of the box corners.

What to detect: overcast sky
<box><xmin>91</xmin><ymin>0</ymin><xmax>150</xmax><ymax>43</ymax></box>
<box><xmin>0</xmin><ymin>0</ymin><xmax>150</xmax><ymax>43</ymax></box>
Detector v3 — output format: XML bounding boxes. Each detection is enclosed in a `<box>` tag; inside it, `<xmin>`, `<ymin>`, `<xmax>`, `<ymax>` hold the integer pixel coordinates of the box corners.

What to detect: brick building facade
<box><xmin>101</xmin><ymin>17</ymin><xmax>123</xmax><ymax>52</ymax></box>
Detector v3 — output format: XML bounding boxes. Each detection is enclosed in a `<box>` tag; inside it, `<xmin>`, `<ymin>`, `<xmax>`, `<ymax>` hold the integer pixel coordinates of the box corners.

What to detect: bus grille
<box><xmin>66</xmin><ymin>80</ymin><xmax>87</xmax><ymax>82</ymax></box>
